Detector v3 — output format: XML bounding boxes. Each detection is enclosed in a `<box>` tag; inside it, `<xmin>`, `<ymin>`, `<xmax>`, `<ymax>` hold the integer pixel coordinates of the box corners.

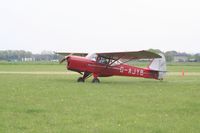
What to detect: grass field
<box><xmin>0</xmin><ymin>62</ymin><xmax>200</xmax><ymax>133</ymax></box>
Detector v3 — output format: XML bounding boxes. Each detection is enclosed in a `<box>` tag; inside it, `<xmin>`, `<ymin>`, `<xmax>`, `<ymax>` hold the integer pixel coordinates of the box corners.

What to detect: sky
<box><xmin>0</xmin><ymin>0</ymin><xmax>200</xmax><ymax>54</ymax></box>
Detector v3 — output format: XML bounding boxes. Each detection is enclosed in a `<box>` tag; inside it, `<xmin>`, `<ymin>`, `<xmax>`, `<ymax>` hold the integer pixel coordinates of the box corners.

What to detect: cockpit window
<box><xmin>97</xmin><ymin>57</ymin><xmax>109</xmax><ymax>64</ymax></box>
<box><xmin>110</xmin><ymin>60</ymin><xmax>122</xmax><ymax>66</ymax></box>
<box><xmin>86</xmin><ymin>53</ymin><xmax>122</xmax><ymax>66</ymax></box>
<box><xmin>86</xmin><ymin>53</ymin><xmax>97</xmax><ymax>61</ymax></box>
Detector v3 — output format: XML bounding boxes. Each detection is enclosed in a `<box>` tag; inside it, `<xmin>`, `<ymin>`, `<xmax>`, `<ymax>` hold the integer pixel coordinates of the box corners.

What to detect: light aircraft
<box><xmin>56</xmin><ymin>50</ymin><xmax>166</xmax><ymax>83</ymax></box>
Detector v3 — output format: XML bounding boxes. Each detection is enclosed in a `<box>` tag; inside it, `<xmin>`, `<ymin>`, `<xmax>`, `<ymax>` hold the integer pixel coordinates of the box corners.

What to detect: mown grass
<box><xmin>0</xmin><ymin>63</ymin><xmax>200</xmax><ymax>133</ymax></box>
<box><xmin>0</xmin><ymin>63</ymin><xmax>65</xmax><ymax>72</ymax></box>
<box><xmin>167</xmin><ymin>62</ymin><xmax>200</xmax><ymax>72</ymax></box>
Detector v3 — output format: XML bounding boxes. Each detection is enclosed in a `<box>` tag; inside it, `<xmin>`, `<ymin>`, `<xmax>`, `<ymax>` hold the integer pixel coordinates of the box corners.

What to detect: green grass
<box><xmin>167</xmin><ymin>62</ymin><xmax>200</xmax><ymax>72</ymax></box>
<box><xmin>0</xmin><ymin>63</ymin><xmax>65</xmax><ymax>72</ymax></box>
<box><xmin>0</xmin><ymin>63</ymin><xmax>200</xmax><ymax>133</ymax></box>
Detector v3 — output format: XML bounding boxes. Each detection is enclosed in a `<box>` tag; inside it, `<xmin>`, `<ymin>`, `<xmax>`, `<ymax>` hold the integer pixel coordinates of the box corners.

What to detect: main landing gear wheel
<box><xmin>92</xmin><ymin>78</ymin><xmax>100</xmax><ymax>83</ymax></box>
<box><xmin>77</xmin><ymin>77</ymin><xmax>85</xmax><ymax>82</ymax></box>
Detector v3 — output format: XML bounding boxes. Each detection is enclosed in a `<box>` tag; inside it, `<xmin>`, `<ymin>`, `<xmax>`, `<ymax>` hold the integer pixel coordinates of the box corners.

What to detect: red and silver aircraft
<box><xmin>56</xmin><ymin>50</ymin><xmax>166</xmax><ymax>83</ymax></box>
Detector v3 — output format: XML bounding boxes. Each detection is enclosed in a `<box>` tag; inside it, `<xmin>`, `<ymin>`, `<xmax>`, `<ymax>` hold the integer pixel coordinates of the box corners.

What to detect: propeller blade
<box><xmin>59</xmin><ymin>57</ymin><xmax>67</xmax><ymax>64</ymax></box>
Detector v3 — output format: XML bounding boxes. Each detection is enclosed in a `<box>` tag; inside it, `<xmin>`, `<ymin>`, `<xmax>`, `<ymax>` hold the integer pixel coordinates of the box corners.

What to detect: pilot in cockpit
<box><xmin>97</xmin><ymin>57</ymin><xmax>108</xmax><ymax>64</ymax></box>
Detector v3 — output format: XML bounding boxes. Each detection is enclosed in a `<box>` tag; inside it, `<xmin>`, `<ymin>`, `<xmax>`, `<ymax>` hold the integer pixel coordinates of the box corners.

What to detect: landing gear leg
<box><xmin>92</xmin><ymin>73</ymin><xmax>100</xmax><ymax>83</ymax></box>
<box><xmin>77</xmin><ymin>71</ymin><xmax>91</xmax><ymax>83</ymax></box>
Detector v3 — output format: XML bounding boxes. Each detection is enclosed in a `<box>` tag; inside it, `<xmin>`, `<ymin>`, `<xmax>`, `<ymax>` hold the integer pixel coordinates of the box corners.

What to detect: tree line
<box><xmin>0</xmin><ymin>50</ymin><xmax>60</xmax><ymax>62</ymax></box>
<box><xmin>0</xmin><ymin>49</ymin><xmax>200</xmax><ymax>62</ymax></box>
<box><xmin>148</xmin><ymin>49</ymin><xmax>200</xmax><ymax>62</ymax></box>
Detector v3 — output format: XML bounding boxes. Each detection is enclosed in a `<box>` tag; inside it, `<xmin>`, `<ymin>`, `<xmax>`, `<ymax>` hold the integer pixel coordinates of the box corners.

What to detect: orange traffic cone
<box><xmin>182</xmin><ymin>69</ymin><xmax>184</xmax><ymax>76</ymax></box>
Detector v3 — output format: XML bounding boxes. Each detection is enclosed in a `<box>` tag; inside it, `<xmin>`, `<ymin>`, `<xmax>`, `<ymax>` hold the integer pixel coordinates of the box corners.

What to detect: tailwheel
<box><xmin>77</xmin><ymin>77</ymin><xmax>85</xmax><ymax>82</ymax></box>
<box><xmin>92</xmin><ymin>78</ymin><xmax>100</xmax><ymax>83</ymax></box>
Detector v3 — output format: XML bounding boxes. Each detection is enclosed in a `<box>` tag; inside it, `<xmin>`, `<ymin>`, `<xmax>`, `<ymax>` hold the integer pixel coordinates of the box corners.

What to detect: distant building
<box><xmin>174</xmin><ymin>56</ymin><xmax>188</xmax><ymax>62</ymax></box>
<box><xmin>188</xmin><ymin>59</ymin><xmax>197</xmax><ymax>62</ymax></box>
<box><xmin>22</xmin><ymin>58</ymin><xmax>35</xmax><ymax>62</ymax></box>
<box><xmin>51</xmin><ymin>59</ymin><xmax>59</xmax><ymax>62</ymax></box>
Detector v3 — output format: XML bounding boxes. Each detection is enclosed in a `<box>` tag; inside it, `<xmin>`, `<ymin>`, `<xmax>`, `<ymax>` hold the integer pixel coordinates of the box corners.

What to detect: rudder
<box><xmin>148</xmin><ymin>53</ymin><xmax>167</xmax><ymax>80</ymax></box>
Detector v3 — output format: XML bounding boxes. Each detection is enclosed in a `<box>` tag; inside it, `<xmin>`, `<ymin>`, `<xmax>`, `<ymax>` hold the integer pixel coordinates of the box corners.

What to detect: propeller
<box><xmin>59</xmin><ymin>56</ymin><xmax>70</xmax><ymax>64</ymax></box>
<box><xmin>59</xmin><ymin>54</ymin><xmax>73</xmax><ymax>64</ymax></box>
<box><xmin>59</xmin><ymin>56</ymin><xmax>67</xmax><ymax>64</ymax></box>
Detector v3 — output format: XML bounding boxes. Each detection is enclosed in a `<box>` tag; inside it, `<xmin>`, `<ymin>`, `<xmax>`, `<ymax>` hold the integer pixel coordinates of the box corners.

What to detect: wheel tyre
<box><xmin>77</xmin><ymin>77</ymin><xmax>85</xmax><ymax>82</ymax></box>
<box><xmin>92</xmin><ymin>78</ymin><xmax>100</xmax><ymax>83</ymax></box>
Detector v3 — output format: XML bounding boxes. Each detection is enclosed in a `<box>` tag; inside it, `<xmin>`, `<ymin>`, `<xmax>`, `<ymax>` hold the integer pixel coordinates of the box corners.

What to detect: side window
<box><xmin>97</xmin><ymin>57</ymin><xmax>109</xmax><ymax>64</ymax></box>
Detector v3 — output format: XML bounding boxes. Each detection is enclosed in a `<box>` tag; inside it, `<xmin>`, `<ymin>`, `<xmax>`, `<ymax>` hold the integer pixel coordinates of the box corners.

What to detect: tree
<box><xmin>0</xmin><ymin>50</ymin><xmax>33</xmax><ymax>61</ymax></box>
<box><xmin>148</xmin><ymin>49</ymin><xmax>163</xmax><ymax>54</ymax></box>
<box><xmin>194</xmin><ymin>54</ymin><xmax>200</xmax><ymax>62</ymax></box>
<box><xmin>164</xmin><ymin>51</ymin><xmax>178</xmax><ymax>62</ymax></box>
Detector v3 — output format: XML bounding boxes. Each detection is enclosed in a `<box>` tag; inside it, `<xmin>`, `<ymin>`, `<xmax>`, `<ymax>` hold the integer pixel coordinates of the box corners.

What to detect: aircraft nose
<box><xmin>66</xmin><ymin>56</ymin><xmax>70</xmax><ymax>66</ymax></box>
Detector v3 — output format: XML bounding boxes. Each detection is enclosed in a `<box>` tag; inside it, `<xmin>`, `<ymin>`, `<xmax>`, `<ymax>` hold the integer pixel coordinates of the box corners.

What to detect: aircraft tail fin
<box><xmin>148</xmin><ymin>53</ymin><xmax>167</xmax><ymax>80</ymax></box>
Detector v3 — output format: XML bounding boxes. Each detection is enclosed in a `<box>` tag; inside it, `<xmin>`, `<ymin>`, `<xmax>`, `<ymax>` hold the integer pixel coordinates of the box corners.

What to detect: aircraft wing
<box><xmin>55</xmin><ymin>52</ymin><xmax>88</xmax><ymax>57</ymax></box>
<box><xmin>97</xmin><ymin>50</ymin><xmax>161</xmax><ymax>60</ymax></box>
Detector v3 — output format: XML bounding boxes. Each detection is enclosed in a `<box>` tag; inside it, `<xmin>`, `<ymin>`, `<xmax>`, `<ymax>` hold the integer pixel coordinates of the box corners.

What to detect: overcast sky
<box><xmin>0</xmin><ymin>0</ymin><xmax>199</xmax><ymax>53</ymax></box>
